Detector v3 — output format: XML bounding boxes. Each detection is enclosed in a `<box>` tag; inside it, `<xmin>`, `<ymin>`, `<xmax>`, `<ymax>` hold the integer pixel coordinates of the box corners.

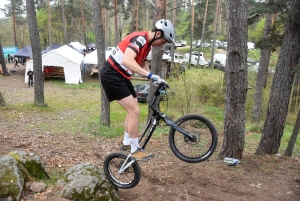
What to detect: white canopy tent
<box><xmin>25</xmin><ymin>45</ymin><xmax>84</xmax><ymax>84</ymax></box>
<box><xmin>69</xmin><ymin>42</ymin><xmax>86</xmax><ymax>51</ymax></box>
<box><xmin>83</xmin><ymin>50</ymin><xmax>111</xmax><ymax>65</ymax></box>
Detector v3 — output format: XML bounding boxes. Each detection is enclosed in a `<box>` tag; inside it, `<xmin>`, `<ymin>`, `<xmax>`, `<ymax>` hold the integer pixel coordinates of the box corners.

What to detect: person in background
<box><xmin>27</xmin><ymin>69</ymin><xmax>34</xmax><ymax>87</ymax></box>
<box><xmin>15</xmin><ymin>58</ymin><xmax>20</xmax><ymax>68</ymax></box>
<box><xmin>100</xmin><ymin>19</ymin><xmax>175</xmax><ymax>160</ymax></box>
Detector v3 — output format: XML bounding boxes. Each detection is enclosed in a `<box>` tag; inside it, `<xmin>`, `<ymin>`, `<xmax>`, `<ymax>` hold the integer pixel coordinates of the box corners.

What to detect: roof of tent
<box><xmin>14</xmin><ymin>46</ymin><xmax>32</xmax><ymax>58</ymax></box>
<box><xmin>41</xmin><ymin>43</ymin><xmax>63</xmax><ymax>54</ymax></box>
<box><xmin>69</xmin><ymin>42</ymin><xmax>86</xmax><ymax>51</ymax></box>
<box><xmin>25</xmin><ymin>45</ymin><xmax>84</xmax><ymax>84</ymax></box>
<box><xmin>83</xmin><ymin>50</ymin><xmax>110</xmax><ymax>65</ymax></box>
<box><xmin>88</xmin><ymin>43</ymin><xmax>96</xmax><ymax>48</ymax></box>
<box><xmin>68</xmin><ymin>45</ymin><xmax>82</xmax><ymax>53</ymax></box>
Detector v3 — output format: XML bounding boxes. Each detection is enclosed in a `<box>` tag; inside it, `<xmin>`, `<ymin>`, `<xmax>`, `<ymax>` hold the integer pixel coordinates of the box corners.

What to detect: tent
<box><xmin>68</xmin><ymin>45</ymin><xmax>82</xmax><ymax>53</ymax></box>
<box><xmin>14</xmin><ymin>46</ymin><xmax>32</xmax><ymax>58</ymax></box>
<box><xmin>41</xmin><ymin>43</ymin><xmax>63</xmax><ymax>54</ymax></box>
<box><xmin>69</xmin><ymin>42</ymin><xmax>86</xmax><ymax>51</ymax></box>
<box><xmin>83</xmin><ymin>50</ymin><xmax>110</xmax><ymax>65</ymax></box>
<box><xmin>88</xmin><ymin>43</ymin><xmax>96</xmax><ymax>48</ymax></box>
<box><xmin>25</xmin><ymin>45</ymin><xmax>84</xmax><ymax>84</ymax></box>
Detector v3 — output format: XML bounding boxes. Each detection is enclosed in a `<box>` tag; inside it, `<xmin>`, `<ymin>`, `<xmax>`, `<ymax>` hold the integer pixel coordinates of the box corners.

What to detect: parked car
<box><xmin>175</xmin><ymin>40</ymin><xmax>187</xmax><ymax>47</ymax></box>
<box><xmin>208</xmin><ymin>53</ymin><xmax>226</xmax><ymax>71</ymax></box>
<box><xmin>134</xmin><ymin>82</ymin><xmax>150</xmax><ymax>102</ymax></box>
<box><xmin>201</xmin><ymin>42</ymin><xmax>211</xmax><ymax>48</ymax></box>
<box><xmin>184</xmin><ymin>51</ymin><xmax>208</xmax><ymax>66</ymax></box>
<box><xmin>167</xmin><ymin>53</ymin><xmax>185</xmax><ymax>64</ymax></box>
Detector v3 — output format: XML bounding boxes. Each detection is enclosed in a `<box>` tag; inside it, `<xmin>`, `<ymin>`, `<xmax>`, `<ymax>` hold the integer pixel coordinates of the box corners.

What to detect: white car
<box><xmin>175</xmin><ymin>41</ymin><xmax>187</xmax><ymax>47</ymax></box>
<box><xmin>167</xmin><ymin>53</ymin><xmax>184</xmax><ymax>63</ymax></box>
<box><xmin>184</xmin><ymin>51</ymin><xmax>208</xmax><ymax>66</ymax></box>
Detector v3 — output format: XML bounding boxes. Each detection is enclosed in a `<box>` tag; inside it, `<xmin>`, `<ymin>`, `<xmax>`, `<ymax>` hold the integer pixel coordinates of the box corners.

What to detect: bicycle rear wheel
<box><xmin>103</xmin><ymin>152</ymin><xmax>141</xmax><ymax>189</ymax></box>
<box><xmin>168</xmin><ymin>114</ymin><xmax>218</xmax><ymax>163</ymax></box>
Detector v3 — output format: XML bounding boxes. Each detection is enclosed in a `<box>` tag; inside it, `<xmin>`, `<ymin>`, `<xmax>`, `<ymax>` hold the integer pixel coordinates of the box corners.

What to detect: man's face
<box><xmin>152</xmin><ymin>37</ymin><xmax>168</xmax><ymax>47</ymax></box>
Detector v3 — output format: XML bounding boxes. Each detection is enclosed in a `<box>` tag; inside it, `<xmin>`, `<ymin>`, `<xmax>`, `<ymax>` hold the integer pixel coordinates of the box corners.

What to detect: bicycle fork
<box><xmin>118</xmin><ymin>153</ymin><xmax>136</xmax><ymax>174</ymax></box>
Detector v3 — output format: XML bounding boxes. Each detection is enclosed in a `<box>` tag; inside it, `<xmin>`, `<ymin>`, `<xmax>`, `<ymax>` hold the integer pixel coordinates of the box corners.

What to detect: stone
<box><xmin>0</xmin><ymin>156</ymin><xmax>26</xmax><ymax>201</ymax></box>
<box><xmin>7</xmin><ymin>150</ymin><xmax>50</xmax><ymax>180</ymax></box>
<box><xmin>29</xmin><ymin>182</ymin><xmax>46</xmax><ymax>193</ymax></box>
<box><xmin>60</xmin><ymin>163</ymin><xmax>119</xmax><ymax>201</ymax></box>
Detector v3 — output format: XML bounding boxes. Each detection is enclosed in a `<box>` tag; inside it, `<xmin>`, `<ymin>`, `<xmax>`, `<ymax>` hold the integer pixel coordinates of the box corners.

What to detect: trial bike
<box><xmin>103</xmin><ymin>80</ymin><xmax>218</xmax><ymax>189</ymax></box>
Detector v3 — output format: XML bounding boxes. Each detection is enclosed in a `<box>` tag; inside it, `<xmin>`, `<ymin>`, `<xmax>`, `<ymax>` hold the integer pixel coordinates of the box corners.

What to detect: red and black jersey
<box><xmin>107</xmin><ymin>31</ymin><xmax>151</xmax><ymax>79</ymax></box>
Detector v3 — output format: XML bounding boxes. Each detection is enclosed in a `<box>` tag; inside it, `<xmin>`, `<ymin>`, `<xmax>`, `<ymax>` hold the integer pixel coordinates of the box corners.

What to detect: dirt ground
<box><xmin>0</xmin><ymin>63</ymin><xmax>300</xmax><ymax>201</ymax></box>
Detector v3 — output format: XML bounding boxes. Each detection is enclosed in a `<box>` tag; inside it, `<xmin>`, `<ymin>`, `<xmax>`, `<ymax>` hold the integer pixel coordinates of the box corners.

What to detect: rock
<box><xmin>7</xmin><ymin>150</ymin><xmax>50</xmax><ymax>180</ymax></box>
<box><xmin>0</xmin><ymin>155</ymin><xmax>26</xmax><ymax>201</ymax></box>
<box><xmin>60</xmin><ymin>163</ymin><xmax>119</xmax><ymax>201</ymax></box>
<box><xmin>29</xmin><ymin>182</ymin><xmax>46</xmax><ymax>193</ymax></box>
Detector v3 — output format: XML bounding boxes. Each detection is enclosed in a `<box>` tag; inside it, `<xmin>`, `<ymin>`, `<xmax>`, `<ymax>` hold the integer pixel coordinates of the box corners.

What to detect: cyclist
<box><xmin>100</xmin><ymin>19</ymin><xmax>175</xmax><ymax>160</ymax></box>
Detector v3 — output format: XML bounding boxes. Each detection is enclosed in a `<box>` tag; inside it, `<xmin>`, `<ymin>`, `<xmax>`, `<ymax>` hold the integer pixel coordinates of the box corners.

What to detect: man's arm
<box><xmin>140</xmin><ymin>61</ymin><xmax>149</xmax><ymax>72</ymax></box>
<box><xmin>122</xmin><ymin>48</ymin><xmax>150</xmax><ymax>77</ymax></box>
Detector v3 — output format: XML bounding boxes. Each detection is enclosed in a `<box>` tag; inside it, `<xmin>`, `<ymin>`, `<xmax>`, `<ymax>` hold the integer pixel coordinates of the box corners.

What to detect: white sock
<box><xmin>122</xmin><ymin>132</ymin><xmax>131</xmax><ymax>145</ymax></box>
<box><xmin>130</xmin><ymin>137</ymin><xmax>140</xmax><ymax>153</ymax></box>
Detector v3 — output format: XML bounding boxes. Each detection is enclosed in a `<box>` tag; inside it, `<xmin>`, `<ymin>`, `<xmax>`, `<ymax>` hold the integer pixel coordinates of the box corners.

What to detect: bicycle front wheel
<box><xmin>168</xmin><ymin>114</ymin><xmax>218</xmax><ymax>163</ymax></box>
<box><xmin>103</xmin><ymin>152</ymin><xmax>141</xmax><ymax>189</ymax></box>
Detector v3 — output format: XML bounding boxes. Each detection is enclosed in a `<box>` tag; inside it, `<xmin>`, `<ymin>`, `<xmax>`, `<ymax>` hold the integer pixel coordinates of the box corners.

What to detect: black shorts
<box><xmin>100</xmin><ymin>62</ymin><xmax>136</xmax><ymax>102</ymax></box>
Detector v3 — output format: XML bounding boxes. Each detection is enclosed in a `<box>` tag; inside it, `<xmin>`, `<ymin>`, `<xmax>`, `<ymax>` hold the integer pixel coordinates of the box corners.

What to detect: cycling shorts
<box><xmin>100</xmin><ymin>62</ymin><xmax>136</xmax><ymax>102</ymax></box>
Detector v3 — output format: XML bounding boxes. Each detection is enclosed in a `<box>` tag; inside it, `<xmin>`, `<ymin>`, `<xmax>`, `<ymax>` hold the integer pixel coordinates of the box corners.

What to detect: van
<box><xmin>184</xmin><ymin>51</ymin><xmax>208</xmax><ymax>66</ymax></box>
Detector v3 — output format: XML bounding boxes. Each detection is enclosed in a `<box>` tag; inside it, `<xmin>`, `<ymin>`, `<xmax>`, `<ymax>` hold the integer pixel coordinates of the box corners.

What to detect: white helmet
<box><xmin>155</xmin><ymin>19</ymin><xmax>175</xmax><ymax>44</ymax></box>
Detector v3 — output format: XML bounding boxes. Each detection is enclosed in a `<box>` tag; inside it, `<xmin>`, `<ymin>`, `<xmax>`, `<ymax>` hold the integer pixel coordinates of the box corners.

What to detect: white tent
<box><xmin>83</xmin><ymin>50</ymin><xmax>111</xmax><ymax>65</ymax></box>
<box><xmin>25</xmin><ymin>45</ymin><xmax>84</xmax><ymax>84</ymax></box>
<box><xmin>69</xmin><ymin>42</ymin><xmax>86</xmax><ymax>51</ymax></box>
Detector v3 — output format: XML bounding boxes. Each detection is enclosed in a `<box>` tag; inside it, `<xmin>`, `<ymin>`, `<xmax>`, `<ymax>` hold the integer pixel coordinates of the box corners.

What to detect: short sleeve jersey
<box><xmin>107</xmin><ymin>31</ymin><xmax>151</xmax><ymax>79</ymax></box>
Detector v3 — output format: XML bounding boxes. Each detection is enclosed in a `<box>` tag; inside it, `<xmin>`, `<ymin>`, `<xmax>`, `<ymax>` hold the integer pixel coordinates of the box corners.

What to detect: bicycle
<box><xmin>103</xmin><ymin>80</ymin><xmax>218</xmax><ymax>189</ymax></box>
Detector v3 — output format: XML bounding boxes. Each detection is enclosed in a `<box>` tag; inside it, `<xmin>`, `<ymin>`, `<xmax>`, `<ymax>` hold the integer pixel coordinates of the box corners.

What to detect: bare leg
<box><xmin>117</xmin><ymin>95</ymin><xmax>154</xmax><ymax>159</ymax></box>
<box><xmin>117</xmin><ymin>95</ymin><xmax>140</xmax><ymax>139</ymax></box>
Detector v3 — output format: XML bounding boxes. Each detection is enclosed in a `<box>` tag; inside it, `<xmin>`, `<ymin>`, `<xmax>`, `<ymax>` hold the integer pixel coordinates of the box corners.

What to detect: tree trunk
<box><xmin>0</xmin><ymin>92</ymin><xmax>5</xmax><ymax>107</ymax></box>
<box><xmin>284</xmin><ymin>110</ymin><xmax>300</xmax><ymax>156</ymax></box>
<box><xmin>290</xmin><ymin>72</ymin><xmax>300</xmax><ymax>113</ymax></box>
<box><xmin>60</xmin><ymin>0</ymin><xmax>67</xmax><ymax>44</ymax></box>
<box><xmin>26</xmin><ymin>0</ymin><xmax>45</xmax><ymax>106</ymax></box>
<box><xmin>93</xmin><ymin>0</ymin><xmax>110</xmax><ymax>126</ymax></box>
<box><xmin>80</xmin><ymin>0</ymin><xmax>88</xmax><ymax>51</ymax></box>
<box><xmin>256</xmin><ymin>0</ymin><xmax>300</xmax><ymax>155</ymax></box>
<box><xmin>188</xmin><ymin>0</ymin><xmax>194</xmax><ymax>66</ymax></box>
<box><xmin>218</xmin><ymin>0</ymin><xmax>248</xmax><ymax>160</ymax></box>
<box><xmin>114</xmin><ymin>0</ymin><xmax>119</xmax><ymax>46</ymax></box>
<box><xmin>196</xmin><ymin>0</ymin><xmax>209</xmax><ymax>68</ymax></box>
<box><xmin>147</xmin><ymin>0</ymin><xmax>166</xmax><ymax>120</ymax></box>
<box><xmin>135</xmin><ymin>0</ymin><xmax>139</xmax><ymax>31</ymax></box>
<box><xmin>47</xmin><ymin>0</ymin><xmax>52</xmax><ymax>50</ymax></box>
<box><xmin>0</xmin><ymin>41</ymin><xmax>9</xmax><ymax>76</ymax></box>
<box><xmin>210</xmin><ymin>0</ymin><xmax>220</xmax><ymax>69</ymax></box>
<box><xmin>12</xmin><ymin>0</ymin><xmax>18</xmax><ymax>47</ymax></box>
<box><xmin>252</xmin><ymin>13</ymin><xmax>273</xmax><ymax>122</ymax></box>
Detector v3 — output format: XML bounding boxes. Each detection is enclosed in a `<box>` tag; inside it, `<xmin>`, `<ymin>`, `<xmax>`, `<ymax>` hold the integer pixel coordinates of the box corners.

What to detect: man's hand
<box><xmin>147</xmin><ymin>73</ymin><xmax>161</xmax><ymax>86</ymax></box>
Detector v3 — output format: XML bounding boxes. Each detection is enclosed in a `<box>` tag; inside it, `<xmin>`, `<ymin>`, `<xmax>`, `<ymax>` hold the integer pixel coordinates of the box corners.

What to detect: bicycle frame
<box><xmin>140</xmin><ymin>82</ymin><xmax>196</xmax><ymax>150</ymax></box>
